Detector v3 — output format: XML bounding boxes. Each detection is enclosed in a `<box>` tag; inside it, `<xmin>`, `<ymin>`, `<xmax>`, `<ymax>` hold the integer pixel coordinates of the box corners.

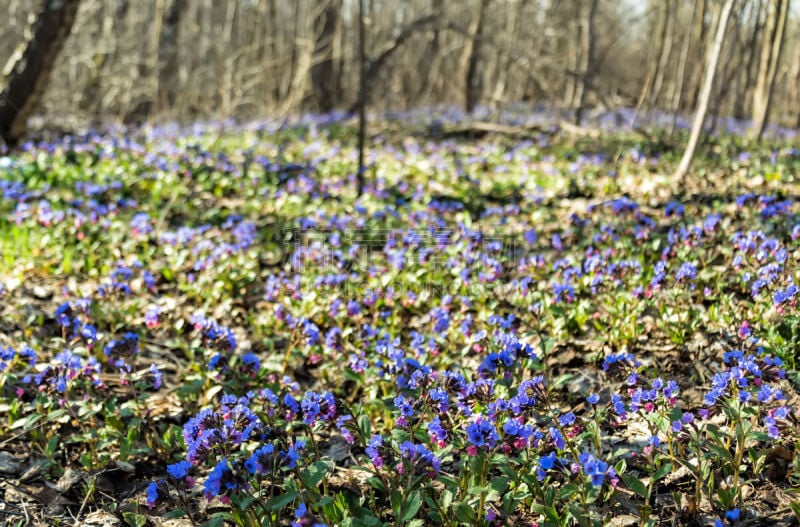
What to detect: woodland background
<box><xmin>0</xmin><ymin>0</ymin><xmax>796</xmax><ymax>137</ymax></box>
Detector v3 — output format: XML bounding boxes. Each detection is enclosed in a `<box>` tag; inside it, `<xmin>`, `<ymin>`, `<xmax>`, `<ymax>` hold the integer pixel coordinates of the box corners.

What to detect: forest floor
<box><xmin>0</xmin><ymin>116</ymin><xmax>799</xmax><ymax>526</ymax></box>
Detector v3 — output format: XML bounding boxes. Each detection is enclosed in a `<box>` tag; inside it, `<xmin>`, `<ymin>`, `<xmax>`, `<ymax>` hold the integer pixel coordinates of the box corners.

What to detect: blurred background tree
<box><xmin>0</xmin><ymin>0</ymin><xmax>796</xmax><ymax>140</ymax></box>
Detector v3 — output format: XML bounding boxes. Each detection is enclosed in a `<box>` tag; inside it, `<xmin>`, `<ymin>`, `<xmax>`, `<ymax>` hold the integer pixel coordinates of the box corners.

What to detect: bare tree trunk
<box><xmin>686</xmin><ymin>0</ymin><xmax>709</xmax><ymax>110</ymax></box>
<box><xmin>0</xmin><ymin>0</ymin><xmax>82</xmax><ymax>146</ymax></box>
<box><xmin>157</xmin><ymin>0</ymin><xmax>186</xmax><ymax>115</ymax></box>
<box><xmin>574</xmin><ymin>0</ymin><xmax>598</xmax><ymax>124</ymax></box>
<box><xmin>266</xmin><ymin>0</ymin><xmax>280</xmax><ymax>105</ymax></box>
<box><xmin>311</xmin><ymin>0</ymin><xmax>342</xmax><ymax>113</ymax></box>
<box><xmin>491</xmin><ymin>0</ymin><xmax>526</xmax><ymax>106</ymax></box>
<box><xmin>750</xmin><ymin>0</ymin><xmax>789</xmax><ymax>140</ymax></box>
<box><xmin>734</xmin><ymin>2</ymin><xmax>763</xmax><ymax>119</ymax></box>
<box><xmin>791</xmin><ymin>41</ymin><xmax>800</xmax><ymax>127</ymax></box>
<box><xmin>631</xmin><ymin>0</ymin><xmax>662</xmax><ymax>127</ymax></box>
<box><xmin>464</xmin><ymin>0</ymin><xmax>490</xmax><ymax>113</ymax></box>
<box><xmin>79</xmin><ymin>1</ymin><xmax>112</xmax><ymax>117</ymax></box>
<box><xmin>123</xmin><ymin>0</ymin><xmax>165</xmax><ymax>123</ymax></box>
<box><xmin>562</xmin><ymin>3</ymin><xmax>578</xmax><ymax>108</ymax></box>
<box><xmin>357</xmin><ymin>0</ymin><xmax>366</xmax><ymax>196</ymax></box>
<box><xmin>673</xmin><ymin>0</ymin><xmax>735</xmax><ymax>181</ymax></box>
<box><xmin>668</xmin><ymin>0</ymin><xmax>696</xmax><ymax>135</ymax></box>
<box><xmin>649</xmin><ymin>0</ymin><xmax>674</xmax><ymax>109</ymax></box>
<box><xmin>283</xmin><ymin>1</ymin><xmax>304</xmax><ymax>106</ymax></box>
<box><xmin>710</xmin><ymin>20</ymin><xmax>743</xmax><ymax>133</ymax></box>
<box><xmin>415</xmin><ymin>0</ymin><xmax>444</xmax><ymax>102</ymax></box>
<box><xmin>348</xmin><ymin>13</ymin><xmax>438</xmax><ymax>113</ymax></box>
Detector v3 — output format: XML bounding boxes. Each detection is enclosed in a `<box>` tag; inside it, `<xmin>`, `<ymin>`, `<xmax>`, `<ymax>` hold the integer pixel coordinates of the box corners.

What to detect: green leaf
<box><xmin>200</xmin><ymin>513</ymin><xmax>231</xmax><ymax>527</ymax></box>
<box><xmin>453</xmin><ymin>501</ymin><xmax>476</xmax><ymax>523</ymax></box>
<box><xmin>490</xmin><ymin>476</ymin><xmax>509</xmax><ymax>494</ymax></box>
<box><xmin>789</xmin><ymin>501</ymin><xmax>800</xmax><ymax>522</ymax></box>
<box><xmin>653</xmin><ymin>462</ymin><xmax>672</xmax><ymax>482</ymax></box>
<box><xmin>45</xmin><ymin>435</ymin><xmax>59</xmax><ymax>457</ymax></box>
<box><xmin>622</xmin><ymin>474</ymin><xmax>649</xmax><ymax>499</ymax></box>
<box><xmin>163</xmin><ymin>509</ymin><xmax>187</xmax><ymax>519</ymax></box>
<box><xmin>706</xmin><ymin>443</ymin><xmax>734</xmax><ymax>463</ymax></box>
<box><xmin>358</xmin><ymin>414</ymin><xmax>372</xmax><ymax>438</ymax></box>
<box><xmin>268</xmin><ymin>491</ymin><xmax>298</xmax><ymax>511</ymax></box>
<box><xmin>367</xmin><ymin>476</ymin><xmax>387</xmax><ymax>494</ymax></box>
<box><xmin>400</xmin><ymin>491</ymin><xmax>423</xmax><ymax>523</ymax></box>
<box><xmin>301</xmin><ymin>460</ymin><xmax>334</xmax><ymax>488</ymax></box>
<box><xmin>122</xmin><ymin>513</ymin><xmax>147</xmax><ymax>527</ymax></box>
<box><xmin>440</xmin><ymin>489</ymin><xmax>454</xmax><ymax>511</ymax></box>
<box><xmin>558</xmin><ymin>483</ymin><xmax>579</xmax><ymax>500</ymax></box>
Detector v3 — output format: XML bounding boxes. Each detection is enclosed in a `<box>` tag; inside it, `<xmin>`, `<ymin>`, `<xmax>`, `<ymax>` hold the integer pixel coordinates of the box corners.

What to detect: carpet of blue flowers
<box><xmin>0</xmin><ymin>112</ymin><xmax>799</xmax><ymax>526</ymax></box>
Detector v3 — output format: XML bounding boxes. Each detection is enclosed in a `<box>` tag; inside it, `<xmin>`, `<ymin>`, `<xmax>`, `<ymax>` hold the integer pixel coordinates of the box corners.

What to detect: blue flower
<box><xmin>549</xmin><ymin>427</ymin><xmax>566</xmax><ymax>450</ymax></box>
<box><xmin>427</xmin><ymin>416</ymin><xmax>448</xmax><ymax>444</ymax></box>
<box><xmin>466</xmin><ymin>419</ymin><xmax>499</xmax><ymax>449</ymax></box>
<box><xmin>558</xmin><ymin>412</ymin><xmax>576</xmax><ymax>426</ymax></box>
<box><xmin>301</xmin><ymin>391</ymin><xmax>336</xmax><ymax>425</ymax></box>
<box><xmin>539</xmin><ymin>452</ymin><xmax>556</xmax><ymax>470</ymax></box>
<box><xmin>398</xmin><ymin>441</ymin><xmax>441</xmax><ymax>474</ymax></box>
<box><xmin>581</xmin><ymin>453</ymin><xmax>608</xmax><ymax>486</ymax></box>
<box><xmin>204</xmin><ymin>458</ymin><xmax>233</xmax><ymax>499</ymax></box>
<box><xmin>245</xmin><ymin>444</ymin><xmax>275</xmax><ymax>475</ymax></box>
<box><xmin>240</xmin><ymin>352</ymin><xmax>261</xmax><ymax>373</ymax></box>
<box><xmin>366</xmin><ymin>434</ymin><xmax>385</xmax><ymax>468</ymax></box>
<box><xmin>149</xmin><ymin>363</ymin><xmax>162</xmax><ymax>389</ymax></box>
<box><xmin>167</xmin><ymin>460</ymin><xmax>191</xmax><ymax>480</ymax></box>
<box><xmin>146</xmin><ymin>481</ymin><xmax>161</xmax><ymax>508</ymax></box>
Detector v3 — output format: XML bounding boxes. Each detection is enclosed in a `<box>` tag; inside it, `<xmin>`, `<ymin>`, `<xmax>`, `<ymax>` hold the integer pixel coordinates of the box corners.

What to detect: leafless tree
<box><xmin>0</xmin><ymin>0</ymin><xmax>799</xmax><ymax>142</ymax></box>
<box><xmin>311</xmin><ymin>0</ymin><xmax>342</xmax><ymax>113</ymax></box>
<box><xmin>0</xmin><ymin>0</ymin><xmax>82</xmax><ymax>145</ymax></box>
<box><xmin>674</xmin><ymin>0</ymin><xmax>736</xmax><ymax>181</ymax></box>
<box><xmin>750</xmin><ymin>0</ymin><xmax>789</xmax><ymax>139</ymax></box>
<box><xmin>464</xmin><ymin>0</ymin><xmax>490</xmax><ymax>113</ymax></box>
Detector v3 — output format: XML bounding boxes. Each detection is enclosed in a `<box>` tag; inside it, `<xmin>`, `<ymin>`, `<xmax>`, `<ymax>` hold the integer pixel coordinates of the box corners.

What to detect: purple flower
<box><xmin>244</xmin><ymin>444</ymin><xmax>275</xmax><ymax>475</ymax></box>
<box><xmin>204</xmin><ymin>459</ymin><xmax>228</xmax><ymax>499</ymax></box>
<box><xmin>398</xmin><ymin>441</ymin><xmax>441</xmax><ymax>475</ymax></box>
<box><xmin>149</xmin><ymin>363</ymin><xmax>162</xmax><ymax>389</ymax></box>
<box><xmin>365</xmin><ymin>434</ymin><xmax>385</xmax><ymax>468</ymax></box>
<box><xmin>466</xmin><ymin>418</ymin><xmax>499</xmax><ymax>449</ymax></box>
<box><xmin>549</xmin><ymin>427</ymin><xmax>566</xmax><ymax>450</ymax></box>
<box><xmin>301</xmin><ymin>390</ymin><xmax>336</xmax><ymax>425</ymax></box>
<box><xmin>558</xmin><ymin>412</ymin><xmax>576</xmax><ymax>427</ymax></box>
<box><xmin>427</xmin><ymin>416</ymin><xmax>448</xmax><ymax>445</ymax></box>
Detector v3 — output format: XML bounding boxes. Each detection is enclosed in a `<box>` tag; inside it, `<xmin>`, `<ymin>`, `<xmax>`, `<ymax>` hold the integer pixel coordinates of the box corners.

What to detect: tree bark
<box><xmin>673</xmin><ymin>0</ymin><xmax>735</xmax><ymax>181</ymax></box>
<box><xmin>348</xmin><ymin>13</ymin><xmax>438</xmax><ymax>113</ymax></box>
<box><xmin>750</xmin><ymin>0</ymin><xmax>789</xmax><ymax>140</ymax></box>
<box><xmin>415</xmin><ymin>0</ymin><xmax>444</xmax><ymax>102</ymax></box>
<box><xmin>0</xmin><ymin>0</ymin><xmax>82</xmax><ymax>146</ymax></box>
<box><xmin>157</xmin><ymin>0</ymin><xmax>186</xmax><ymax>114</ymax></box>
<box><xmin>490</xmin><ymin>0</ymin><xmax>526</xmax><ymax>106</ymax></box>
<box><xmin>686</xmin><ymin>0</ymin><xmax>709</xmax><ymax>110</ymax></box>
<box><xmin>311</xmin><ymin>0</ymin><xmax>342</xmax><ymax>113</ymax></box>
<box><xmin>668</xmin><ymin>0</ymin><xmax>696</xmax><ymax>135</ymax></box>
<box><xmin>357</xmin><ymin>0</ymin><xmax>367</xmax><ymax>196</ymax></box>
<box><xmin>464</xmin><ymin>0</ymin><xmax>490</xmax><ymax>113</ymax></box>
<box><xmin>733</xmin><ymin>2</ymin><xmax>763</xmax><ymax>119</ymax></box>
<box><xmin>574</xmin><ymin>0</ymin><xmax>599</xmax><ymax>124</ymax></box>
<box><xmin>649</xmin><ymin>0</ymin><xmax>675</xmax><ymax>110</ymax></box>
